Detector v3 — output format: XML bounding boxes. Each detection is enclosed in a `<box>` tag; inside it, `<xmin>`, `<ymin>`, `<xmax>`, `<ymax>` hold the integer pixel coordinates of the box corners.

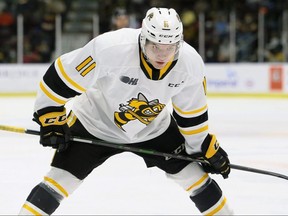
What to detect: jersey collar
<box><xmin>139</xmin><ymin>43</ymin><xmax>178</xmax><ymax>81</ymax></box>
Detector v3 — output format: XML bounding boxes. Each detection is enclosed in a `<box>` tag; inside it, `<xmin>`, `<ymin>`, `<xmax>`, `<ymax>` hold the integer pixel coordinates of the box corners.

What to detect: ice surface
<box><xmin>0</xmin><ymin>96</ymin><xmax>287</xmax><ymax>215</ymax></box>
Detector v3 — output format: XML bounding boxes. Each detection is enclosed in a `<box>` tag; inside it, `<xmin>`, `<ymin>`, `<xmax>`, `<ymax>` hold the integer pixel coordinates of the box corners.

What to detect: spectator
<box><xmin>265</xmin><ymin>34</ymin><xmax>284</xmax><ymax>62</ymax></box>
<box><xmin>236</xmin><ymin>12</ymin><xmax>258</xmax><ymax>62</ymax></box>
<box><xmin>110</xmin><ymin>7</ymin><xmax>130</xmax><ymax>30</ymax></box>
<box><xmin>181</xmin><ymin>10</ymin><xmax>198</xmax><ymax>50</ymax></box>
<box><xmin>0</xmin><ymin>2</ymin><xmax>16</xmax><ymax>63</ymax></box>
<box><xmin>0</xmin><ymin>0</ymin><xmax>287</xmax><ymax>63</ymax></box>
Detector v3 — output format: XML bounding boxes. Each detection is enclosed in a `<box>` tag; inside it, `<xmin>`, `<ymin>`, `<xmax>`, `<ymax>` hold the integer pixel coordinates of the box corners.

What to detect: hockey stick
<box><xmin>0</xmin><ymin>124</ymin><xmax>206</xmax><ymax>164</ymax></box>
<box><xmin>1</xmin><ymin>124</ymin><xmax>288</xmax><ymax>181</ymax></box>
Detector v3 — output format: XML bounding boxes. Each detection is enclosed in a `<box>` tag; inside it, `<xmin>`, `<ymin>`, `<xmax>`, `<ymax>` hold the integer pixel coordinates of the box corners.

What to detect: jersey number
<box><xmin>75</xmin><ymin>56</ymin><xmax>96</xmax><ymax>77</ymax></box>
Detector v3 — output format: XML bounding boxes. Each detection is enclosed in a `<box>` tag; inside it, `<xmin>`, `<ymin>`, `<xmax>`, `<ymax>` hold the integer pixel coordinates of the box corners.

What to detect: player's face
<box><xmin>145</xmin><ymin>42</ymin><xmax>177</xmax><ymax>69</ymax></box>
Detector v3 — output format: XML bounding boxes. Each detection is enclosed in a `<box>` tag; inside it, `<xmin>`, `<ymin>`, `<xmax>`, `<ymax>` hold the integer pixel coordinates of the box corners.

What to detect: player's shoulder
<box><xmin>176</xmin><ymin>42</ymin><xmax>205</xmax><ymax>80</ymax></box>
<box><xmin>87</xmin><ymin>28</ymin><xmax>141</xmax><ymax>65</ymax></box>
<box><xmin>177</xmin><ymin>42</ymin><xmax>204</xmax><ymax>69</ymax></box>
<box><xmin>180</xmin><ymin>42</ymin><xmax>203</xmax><ymax>61</ymax></box>
<box><xmin>95</xmin><ymin>28</ymin><xmax>141</xmax><ymax>49</ymax></box>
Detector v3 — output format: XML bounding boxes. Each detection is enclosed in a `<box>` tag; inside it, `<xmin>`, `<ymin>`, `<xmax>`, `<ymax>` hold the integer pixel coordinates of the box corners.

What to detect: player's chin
<box><xmin>151</xmin><ymin>61</ymin><xmax>167</xmax><ymax>69</ymax></box>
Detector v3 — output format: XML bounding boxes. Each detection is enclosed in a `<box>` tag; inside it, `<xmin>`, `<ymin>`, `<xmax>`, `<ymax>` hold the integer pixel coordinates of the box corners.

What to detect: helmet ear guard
<box><xmin>140</xmin><ymin>7</ymin><xmax>183</xmax><ymax>59</ymax></box>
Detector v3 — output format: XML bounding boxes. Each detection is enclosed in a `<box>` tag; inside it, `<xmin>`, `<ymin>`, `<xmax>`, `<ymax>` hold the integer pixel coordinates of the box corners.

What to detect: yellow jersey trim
<box><xmin>173</xmin><ymin>103</ymin><xmax>208</xmax><ymax>115</ymax></box>
<box><xmin>56</xmin><ymin>58</ymin><xmax>86</xmax><ymax>92</ymax></box>
<box><xmin>179</xmin><ymin>125</ymin><xmax>208</xmax><ymax>135</ymax></box>
<box><xmin>40</xmin><ymin>81</ymin><xmax>66</xmax><ymax>105</ymax></box>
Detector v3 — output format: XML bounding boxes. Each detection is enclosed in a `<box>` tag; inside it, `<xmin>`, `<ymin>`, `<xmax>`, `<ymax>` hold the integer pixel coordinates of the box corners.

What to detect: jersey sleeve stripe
<box><xmin>172</xmin><ymin>103</ymin><xmax>207</xmax><ymax>115</ymax></box>
<box><xmin>179</xmin><ymin>124</ymin><xmax>208</xmax><ymax>135</ymax></box>
<box><xmin>40</xmin><ymin>81</ymin><xmax>66</xmax><ymax>105</ymax></box>
<box><xmin>173</xmin><ymin>110</ymin><xmax>208</xmax><ymax>127</ymax></box>
<box><xmin>56</xmin><ymin>57</ymin><xmax>86</xmax><ymax>93</ymax></box>
<box><xmin>43</xmin><ymin>63</ymin><xmax>81</xmax><ymax>98</ymax></box>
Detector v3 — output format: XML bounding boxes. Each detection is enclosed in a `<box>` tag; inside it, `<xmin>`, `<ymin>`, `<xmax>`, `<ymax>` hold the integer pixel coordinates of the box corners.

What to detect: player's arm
<box><xmin>33</xmin><ymin>39</ymin><xmax>98</xmax><ymax>152</ymax></box>
<box><xmin>172</xmin><ymin>77</ymin><xmax>230</xmax><ymax>178</ymax></box>
<box><xmin>34</xmin><ymin>38</ymin><xmax>99</xmax><ymax>111</ymax></box>
<box><xmin>172</xmin><ymin>52</ymin><xmax>230</xmax><ymax>178</ymax></box>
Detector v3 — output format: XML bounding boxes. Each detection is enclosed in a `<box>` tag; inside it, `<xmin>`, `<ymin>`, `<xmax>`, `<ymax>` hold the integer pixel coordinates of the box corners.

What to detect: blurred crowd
<box><xmin>0</xmin><ymin>0</ymin><xmax>287</xmax><ymax>63</ymax></box>
<box><xmin>0</xmin><ymin>0</ymin><xmax>70</xmax><ymax>63</ymax></box>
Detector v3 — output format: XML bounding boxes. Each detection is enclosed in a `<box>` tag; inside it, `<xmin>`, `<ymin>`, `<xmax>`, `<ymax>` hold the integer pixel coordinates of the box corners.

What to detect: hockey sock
<box><xmin>21</xmin><ymin>182</ymin><xmax>64</xmax><ymax>215</ymax></box>
<box><xmin>190</xmin><ymin>179</ymin><xmax>227</xmax><ymax>215</ymax></box>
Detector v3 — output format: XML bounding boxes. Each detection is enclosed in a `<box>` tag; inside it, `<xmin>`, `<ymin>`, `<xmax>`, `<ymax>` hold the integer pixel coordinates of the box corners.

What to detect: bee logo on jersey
<box><xmin>114</xmin><ymin>93</ymin><xmax>165</xmax><ymax>131</ymax></box>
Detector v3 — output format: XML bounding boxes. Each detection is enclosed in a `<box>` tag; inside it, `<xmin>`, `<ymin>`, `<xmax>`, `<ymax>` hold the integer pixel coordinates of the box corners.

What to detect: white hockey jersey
<box><xmin>34</xmin><ymin>28</ymin><xmax>209</xmax><ymax>154</ymax></box>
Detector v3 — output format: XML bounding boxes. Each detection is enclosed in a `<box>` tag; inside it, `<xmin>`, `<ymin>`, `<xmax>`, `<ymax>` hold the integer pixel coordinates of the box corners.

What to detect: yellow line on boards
<box><xmin>207</xmin><ymin>93</ymin><xmax>288</xmax><ymax>99</ymax></box>
<box><xmin>0</xmin><ymin>92</ymin><xmax>37</xmax><ymax>97</ymax></box>
<box><xmin>0</xmin><ymin>92</ymin><xmax>287</xmax><ymax>99</ymax></box>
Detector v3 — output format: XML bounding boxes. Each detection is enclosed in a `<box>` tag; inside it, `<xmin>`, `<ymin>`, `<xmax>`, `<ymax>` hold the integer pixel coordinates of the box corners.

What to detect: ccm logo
<box><xmin>159</xmin><ymin>34</ymin><xmax>173</xmax><ymax>38</ymax></box>
<box><xmin>168</xmin><ymin>81</ymin><xmax>184</xmax><ymax>87</ymax></box>
<box><xmin>44</xmin><ymin>115</ymin><xmax>66</xmax><ymax>124</ymax></box>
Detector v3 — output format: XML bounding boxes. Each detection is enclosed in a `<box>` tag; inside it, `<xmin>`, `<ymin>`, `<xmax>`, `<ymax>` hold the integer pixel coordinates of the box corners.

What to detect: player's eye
<box><xmin>152</xmin><ymin>45</ymin><xmax>159</xmax><ymax>51</ymax></box>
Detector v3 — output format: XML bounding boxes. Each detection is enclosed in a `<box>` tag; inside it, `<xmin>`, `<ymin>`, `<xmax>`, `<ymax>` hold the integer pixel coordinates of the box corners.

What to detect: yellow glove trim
<box><xmin>205</xmin><ymin>134</ymin><xmax>219</xmax><ymax>159</ymax></box>
<box><xmin>38</xmin><ymin>110</ymin><xmax>67</xmax><ymax>127</ymax></box>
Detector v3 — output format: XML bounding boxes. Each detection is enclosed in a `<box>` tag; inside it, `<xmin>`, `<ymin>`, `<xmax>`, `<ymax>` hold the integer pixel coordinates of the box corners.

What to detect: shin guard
<box><xmin>19</xmin><ymin>167</ymin><xmax>83</xmax><ymax>215</ymax></box>
<box><xmin>19</xmin><ymin>183</ymin><xmax>62</xmax><ymax>215</ymax></box>
<box><xmin>190</xmin><ymin>179</ymin><xmax>233</xmax><ymax>215</ymax></box>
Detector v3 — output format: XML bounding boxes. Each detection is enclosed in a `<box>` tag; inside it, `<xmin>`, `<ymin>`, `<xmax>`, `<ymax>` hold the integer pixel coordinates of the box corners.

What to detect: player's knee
<box><xmin>166</xmin><ymin>162</ymin><xmax>234</xmax><ymax>215</ymax></box>
<box><xmin>19</xmin><ymin>167</ymin><xmax>83</xmax><ymax>215</ymax></box>
<box><xmin>45</xmin><ymin>166</ymin><xmax>83</xmax><ymax>196</ymax></box>
<box><xmin>166</xmin><ymin>162</ymin><xmax>210</xmax><ymax>196</ymax></box>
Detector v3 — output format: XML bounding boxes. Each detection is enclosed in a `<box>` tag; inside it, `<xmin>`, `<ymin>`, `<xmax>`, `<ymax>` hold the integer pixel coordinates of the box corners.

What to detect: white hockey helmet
<box><xmin>140</xmin><ymin>7</ymin><xmax>183</xmax><ymax>57</ymax></box>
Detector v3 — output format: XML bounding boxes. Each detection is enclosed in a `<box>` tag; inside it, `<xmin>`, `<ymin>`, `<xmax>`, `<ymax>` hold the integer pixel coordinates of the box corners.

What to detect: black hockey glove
<box><xmin>33</xmin><ymin>106</ymin><xmax>70</xmax><ymax>152</ymax></box>
<box><xmin>193</xmin><ymin>134</ymin><xmax>230</xmax><ymax>179</ymax></box>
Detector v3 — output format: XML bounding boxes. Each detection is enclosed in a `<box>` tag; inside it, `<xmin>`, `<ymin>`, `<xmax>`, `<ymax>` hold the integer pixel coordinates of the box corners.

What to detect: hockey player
<box><xmin>19</xmin><ymin>7</ymin><xmax>233</xmax><ymax>215</ymax></box>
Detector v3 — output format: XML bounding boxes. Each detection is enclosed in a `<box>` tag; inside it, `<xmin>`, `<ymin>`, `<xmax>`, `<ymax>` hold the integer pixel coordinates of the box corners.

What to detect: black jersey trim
<box><xmin>172</xmin><ymin>110</ymin><xmax>208</xmax><ymax>128</ymax></box>
<box><xmin>43</xmin><ymin>63</ymin><xmax>81</xmax><ymax>99</ymax></box>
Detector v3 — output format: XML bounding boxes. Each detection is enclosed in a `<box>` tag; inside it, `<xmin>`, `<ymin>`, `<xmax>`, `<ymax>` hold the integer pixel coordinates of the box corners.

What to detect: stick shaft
<box><xmin>0</xmin><ymin>125</ymin><xmax>205</xmax><ymax>164</ymax></box>
<box><xmin>1</xmin><ymin>125</ymin><xmax>288</xmax><ymax>180</ymax></box>
<box><xmin>230</xmin><ymin>164</ymin><xmax>288</xmax><ymax>180</ymax></box>
<box><xmin>71</xmin><ymin>136</ymin><xmax>206</xmax><ymax>163</ymax></box>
